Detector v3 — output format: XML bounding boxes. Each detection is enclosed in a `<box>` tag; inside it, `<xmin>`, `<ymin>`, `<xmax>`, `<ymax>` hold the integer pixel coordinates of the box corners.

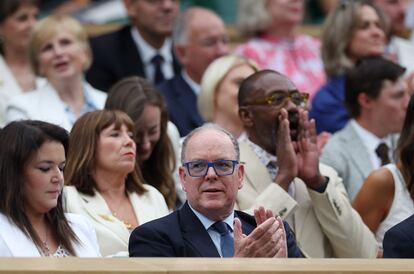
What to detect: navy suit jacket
<box><xmin>383</xmin><ymin>214</ymin><xmax>414</xmax><ymax>258</ymax></box>
<box><xmin>129</xmin><ymin>202</ymin><xmax>303</xmax><ymax>257</ymax></box>
<box><xmin>86</xmin><ymin>25</ymin><xmax>181</xmax><ymax>92</ymax></box>
<box><xmin>157</xmin><ymin>73</ymin><xmax>204</xmax><ymax>136</ymax></box>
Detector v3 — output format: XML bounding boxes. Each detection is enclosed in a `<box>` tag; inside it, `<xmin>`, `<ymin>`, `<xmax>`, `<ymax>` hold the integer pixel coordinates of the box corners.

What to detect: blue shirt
<box><xmin>310</xmin><ymin>75</ymin><xmax>349</xmax><ymax>134</ymax></box>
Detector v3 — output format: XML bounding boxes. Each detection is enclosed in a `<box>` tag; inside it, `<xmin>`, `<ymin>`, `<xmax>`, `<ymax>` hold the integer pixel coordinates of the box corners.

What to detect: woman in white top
<box><xmin>0</xmin><ymin>120</ymin><xmax>100</xmax><ymax>257</ymax></box>
<box><xmin>353</xmin><ymin>95</ymin><xmax>414</xmax><ymax>254</ymax></box>
<box><xmin>63</xmin><ymin>110</ymin><xmax>169</xmax><ymax>256</ymax></box>
<box><xmin>0</xmin><ymin>0</ymin><xmax>43</xmax><ymax>126</ymax></box>
<box><xmin>6</xmin><ymin>15</ymin><xmax>106</xmax><ymax>131</ymax></box>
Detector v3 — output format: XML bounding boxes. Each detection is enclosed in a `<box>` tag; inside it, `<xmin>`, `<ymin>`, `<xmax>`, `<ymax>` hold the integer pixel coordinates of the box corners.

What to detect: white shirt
<box><xmin>350</xmin><ymin>119</ymin><xmax>393</xmax><ymax>169</ymax></box>
<box><xmin>130</xmin><ymin>27</ymin><xmax>174</xmax><ymax>82</ymax></box>
<box><xmin>188</xmin><ymin>203</ymin><xmax>234</xmax><ymax>257</ymax></box>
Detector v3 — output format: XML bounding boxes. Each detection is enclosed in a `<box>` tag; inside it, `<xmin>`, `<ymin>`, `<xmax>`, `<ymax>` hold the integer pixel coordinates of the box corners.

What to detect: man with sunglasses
<box><xmin>129</xmin><ymin>124</ymin><xmax>302</xmax><ymax>257</ymax></box>
<box><xmin>236</xmin><ymin>70</ymin><xmax>378</xmax><ymax>258</ymax></box>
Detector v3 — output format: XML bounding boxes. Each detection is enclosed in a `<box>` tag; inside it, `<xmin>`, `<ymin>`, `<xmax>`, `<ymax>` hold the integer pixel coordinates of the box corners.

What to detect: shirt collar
<box><xmin>238</xmin><ymin>134</ymin><xmax>277</xmax><ymax>167</ymax></box>
<box><xmin>130</xmin><ymin>26</ymin><xmax>173</xmax><ymax>65</ymax></box>
<box><xmin>188</xmin><ymin>203</ymin><xmax>234</xmax><ymax>232</ymax></box>
<box><xmin>181</xmin><ymin>70</ymin><xmax>201</xmax><ymax>95</ymax></box>
<box><xmin>350</xmin><ymin>119</ymin><xmax>392</xmax><ymax>152</ymax></box>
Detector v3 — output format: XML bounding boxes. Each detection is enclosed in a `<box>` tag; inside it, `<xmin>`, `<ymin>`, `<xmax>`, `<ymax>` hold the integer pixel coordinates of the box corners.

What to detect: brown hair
<box><xmin>0</xmin><ymin>120</ymin><xmax>79</xmax><ymax>255</ymax></box>
<box><xmin>65</xmin><ymin>110</ymin><xmax>146</xmax><ymax>195</ymax></box>
<box><xmin>396</xmin><ymin>95</ymin><xmax>414</xmax><ymax>200</ymax></box>
<box><xmin>106</xmin><ymin>77</ymin><xmax>176</xmax><ymax>209</ymax></box>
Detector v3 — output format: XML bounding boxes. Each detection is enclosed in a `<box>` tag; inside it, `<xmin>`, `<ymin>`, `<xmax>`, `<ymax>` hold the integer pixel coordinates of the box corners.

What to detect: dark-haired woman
<box><xmin>353</xmin><ymin>95</ymin><xmax>414</xmax><ymax>251</ymax></box>
<box><xmin>0</xmin><ymin>120</ymin><xmax>100</xmax><ymax>257</ymax></box>
<box><xmin>105</xmin><ymin>77</ymin><xmax>181</xmax><ymax>209</ymax></box>
<box><xmin>63</xmin><ymin>110</ymin><xmax>168</xmax><ymax>256</ymax></box>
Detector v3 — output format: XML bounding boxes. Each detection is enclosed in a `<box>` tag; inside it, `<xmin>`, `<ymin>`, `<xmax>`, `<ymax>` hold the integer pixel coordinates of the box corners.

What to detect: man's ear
<box><xmin>179</xmin><ymin>166</ymin><xmax>187</xmax><ymax>192</ymax></box>
<box><xmin>357</xmin><ymin>92</ymin><xmax>374</xmax><ymax>110</ymax></box>
<box><xmin>174</xmin><ymin>44</ymin><xmax>187</xmax><ymax>65</ymax></box>
<box><xmin>237</xmin><ymin>164</ymin><xmax>244</xmax><ymax>190</ymax></box>
<box><xmin>123</xmin><ymin>0</ymin><xmax>136</xmax><ymax>18</ymax></box>
<box><xmin>239</xmin><ymin>106</ymin><xmax>254</xmax><ymax>127</ymax></box>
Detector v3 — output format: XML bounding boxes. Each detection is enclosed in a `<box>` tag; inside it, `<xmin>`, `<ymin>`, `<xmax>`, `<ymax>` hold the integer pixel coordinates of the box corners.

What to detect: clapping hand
<box><xmin>234</xmin><ymin>207</ymin><xmax>287</xmax><ymax>258</ymax></box>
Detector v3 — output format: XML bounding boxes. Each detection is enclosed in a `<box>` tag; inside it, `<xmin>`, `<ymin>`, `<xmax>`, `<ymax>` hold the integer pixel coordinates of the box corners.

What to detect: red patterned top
<box><xmin>235</xmin><ymin>34</ymin><xmax>326</xmax><ymax>100</ymax></box>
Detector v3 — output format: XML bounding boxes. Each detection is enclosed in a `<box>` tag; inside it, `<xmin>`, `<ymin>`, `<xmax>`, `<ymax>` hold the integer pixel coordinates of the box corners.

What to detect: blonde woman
<box><xmin>6</xmin><ymin>15</ymin><xmax>106</xmax><ymax>131</ymax></box>
<box><xmin>199</xmin><ymin>55</ymin><xmax>259</xmax><ymax>137</ymax></box>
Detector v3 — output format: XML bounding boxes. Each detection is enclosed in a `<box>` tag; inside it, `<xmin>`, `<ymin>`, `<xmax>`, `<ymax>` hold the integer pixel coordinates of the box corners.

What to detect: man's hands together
<box><xmin>234</xmin><ymin>207</ymin><xmax>287</xmax><ymax>258</ymax></box>
<box><xmin>275</xmin><ymin>109</ymin><xmax>326</xmax><ymax>191</ymax></box>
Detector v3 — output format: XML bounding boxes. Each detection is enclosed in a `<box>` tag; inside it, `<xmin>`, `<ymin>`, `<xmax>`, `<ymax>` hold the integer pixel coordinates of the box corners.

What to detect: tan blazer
<box><xmin>236</xmin><ymin>140</ymin><xmax>378</xmax><ymax>258</ymax></box>
<box><xmin>63</xmin><ymin>185</ymin><xmax>169</xmax><ymax>257</ymax></box>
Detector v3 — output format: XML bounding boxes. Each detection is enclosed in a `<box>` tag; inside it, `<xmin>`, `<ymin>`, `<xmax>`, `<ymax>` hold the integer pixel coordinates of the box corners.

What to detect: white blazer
<box><xmin>5</xmin><ymin>81</ymin><xmax>106</xmax><ymax>131</ymax></box>
<box><xmin>63</xmin><ymin>184</ymin><xmax>169</xmax><ymax>257</ymax></box>
<box><xmin>0</xmin><ymin>56</ymin><xmax>45</xmax><ymax>127</ymax></box>
<box><xmin>0</xmin><ymin>212</ymin><xmax>101</xmax><ymax>257</ymax></box>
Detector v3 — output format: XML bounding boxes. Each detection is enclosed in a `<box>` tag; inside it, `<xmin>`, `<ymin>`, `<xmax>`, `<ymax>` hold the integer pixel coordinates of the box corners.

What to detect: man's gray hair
<box><xmin>181</xmin><ymin>123</ymin><xmax>240</xmax><ymax>165</ymax></box>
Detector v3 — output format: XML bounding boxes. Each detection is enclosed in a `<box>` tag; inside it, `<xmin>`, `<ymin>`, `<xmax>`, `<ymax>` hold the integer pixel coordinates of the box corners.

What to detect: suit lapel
<box><xmin>239</xmin><ymin>141</ymin><xmax>273</xmax><ymax>193</ymax></box>
<box><xmin>179</xmin><ymin>203</ymin><xmax>220</xmax><ymax>257</ymax></box>
<box><xmin>78</xmin><ymin>191</ymin><xmax>130</xmax><ymax>245</ymax></box>
<box><xmin>174</xmin><ymin>75</ymin><xmax>204</xmax><ymax>126</ymax></box>
<box><xmin>120</xmin><ymin>26</ymin><xmax>146</xmax><ymax>78</ymax></box>
<box><xmin>343</xmin><ymin>124</ymin><xmax>373</xmax><ymax>177</ymax></box>
<box><xmin>291</xmin><ymin>180</ymin><xmax>312</xmax><ymax>241</ymax></box>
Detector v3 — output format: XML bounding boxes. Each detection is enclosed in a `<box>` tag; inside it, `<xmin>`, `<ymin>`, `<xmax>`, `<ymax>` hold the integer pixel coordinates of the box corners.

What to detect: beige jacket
<box><xmin>236</xmin><ymin>140</ymin><xmax>378</xmax><ymax>258</ymax></box>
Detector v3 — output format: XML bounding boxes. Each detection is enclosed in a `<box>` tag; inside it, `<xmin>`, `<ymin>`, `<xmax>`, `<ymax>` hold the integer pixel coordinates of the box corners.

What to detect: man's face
<box><xmin>124</xmin><ymin>0</ymin><xmax>179</xmax><ymax>37</ymax></box>
<box><xmin>240</xmin><ymin>72</ymin><xmax>303</xmax><ymax>155</ymax></box>
<box><xmin>374</xmin><ymin>0</ymin><xmax>409</xmax><ymax>35</ymax></box>
<box><xmin>176</xmin><ymin>10</ymin><xmax>229</xmax><ymax>83</ymax></box>
<box><xmin>369</xmin><ymin>78</ymin><xmax>410</xmax><ymax>134</ymax></box>
<box><xmin>179</xmin><ymin>129</ymin><xmax>244</xmax><ymax>221</ymax></box>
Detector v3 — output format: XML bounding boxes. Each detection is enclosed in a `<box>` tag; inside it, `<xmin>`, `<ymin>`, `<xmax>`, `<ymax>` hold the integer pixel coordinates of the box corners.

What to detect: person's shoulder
<box><xmin>90</xmin><ymin>25</ymin><xmax>130</xmax><ymax>44</ymax></box>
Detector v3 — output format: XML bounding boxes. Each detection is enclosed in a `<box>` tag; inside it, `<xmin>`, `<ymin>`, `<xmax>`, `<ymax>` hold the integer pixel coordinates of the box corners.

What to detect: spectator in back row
<box><xmin>86</xmin><ymin>0</ymin><xmax>181</xmax><ymax>91</ymax></box>
<box><xmin>235</xmin><ymin>0</ymin><xmax>325</xmax><ymax>100</ymax></box>
<box><xmin>0</xmin><ymin>120</ymin><xmax>100</xmax><ymax>257</ymax></box>
<box><xmin>6</xmin><ymin>15</ymin><xmax>106</xmax><ymax>131</ymax></box>
<box><xmin>236</xmin><ymin>70</ymin><xmax>378</xmax><ymax>258</ymax></box>
<box><xmin>158</xmin><ymin>7</ymin><xmax>230</xmax><ymax>137</ymax></box>
<box><xmin>105</xmin><ymin>76</ymin><xmax>181</xmax><ymax>209</ymax></box>
<box><xmin>321</xmin><ymin>56</ymin><xmax>409</xmax><ymax>201</ymax></box>
<box><xmin>353</xmin><ymin>93</ymin><xmax>414</xmax><ymax>251</ymax></box>
<box><xmin>0</xmin><ymin>0</ymin><xmax>43</xmax><ymax>127</ymax></box>
<box><xmin>310</xmin><ymin>0</ymin><xmax>387</xmax><ymax>134</ymax></box>
<box><xmin>63</xmin><ymin>110</ymin><xmax>169</xmax><ymax>257</ymax></box>
<box><xmin>198</xmin><ymin>55</ymin><xmax>259</xmax><ymax>138</ymax></box>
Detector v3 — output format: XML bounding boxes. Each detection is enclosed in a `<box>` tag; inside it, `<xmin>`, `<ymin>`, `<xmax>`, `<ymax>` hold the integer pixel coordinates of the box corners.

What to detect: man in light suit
<box><xmin>158</xmin><ymin>7</ymin><xmax>230</xmax><ymax>136</ymax></box>
<box><xmin>236</xmin><ymin>69</ymin><xmax>378</xmax><ymax>258</ymax></box>
<box><xmin>129</xmin><ymin>124</ymin><xmax>303</xmax><ymax>257</ymax></box>
<box><xmin>86</xmin><ymin>0</ymin><xmax>181</xmax><ymax>92</ymax></box>
<box><xmin>321</xmin><ymin>56</ymin><xmax>409</xmax><ymax>200</ymax></box>
<box><xmin>383</xmin><ymin>214</ymin><xmax>414</xmax><ymax>258</ymax></box>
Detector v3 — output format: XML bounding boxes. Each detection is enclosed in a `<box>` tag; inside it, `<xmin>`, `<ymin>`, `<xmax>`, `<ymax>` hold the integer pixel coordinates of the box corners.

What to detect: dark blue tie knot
<box><xmin>151</xmin><ymin>54</ymin><xmax>164</xmax><ymax>65</ymax></box>
<box><xmin>212</xmin><ymin>221</ymin><xmax>231</xmax><ymax>236</ymax></box>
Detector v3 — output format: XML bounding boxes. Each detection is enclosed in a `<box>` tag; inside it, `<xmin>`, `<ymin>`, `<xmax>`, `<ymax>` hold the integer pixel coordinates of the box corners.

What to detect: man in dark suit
<box><xmin>383</xmin><ymin>214</ymin><xmax>414</xmax><ymax>258</ymax></box>
<box><xmin>129</xmin><ymin>124</ymin><xmax>302</xmax><ymax>257</ymax></box>
<box><xmin>158</xmin><ymin>7</ymin><xmax>230</xmax><ymax>136</ymax></box>
<box><xmin>86</xmin><ymin>0</ymin><xmax>181</xmax><ymax>92</ymax></box>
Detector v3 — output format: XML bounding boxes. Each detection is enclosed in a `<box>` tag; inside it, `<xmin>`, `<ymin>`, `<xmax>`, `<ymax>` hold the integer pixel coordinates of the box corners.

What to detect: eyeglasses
<box><xmin>183</xmin><ymin>160</ymin><xmax>239</xmax><ymax>177</ymax></box>
<box><xmin>243</xmin><ymin>91</ymin><xmax>309</xmax><ymax>108</ymax></box>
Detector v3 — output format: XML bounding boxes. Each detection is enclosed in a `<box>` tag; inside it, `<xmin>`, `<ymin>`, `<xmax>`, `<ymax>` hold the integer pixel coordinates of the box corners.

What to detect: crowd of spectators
<box><xmin>1</xmin><ymin>0</ymin><xmax>414</xmax><ymax>260</ymax></box>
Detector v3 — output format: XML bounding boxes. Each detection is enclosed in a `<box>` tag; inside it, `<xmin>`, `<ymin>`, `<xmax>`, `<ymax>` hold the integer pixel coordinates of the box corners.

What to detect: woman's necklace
<box><xmin>111</xmin><ymin>211</ymin><xmax>133</xmax><ymax>230</ymax></box>
<box><xmin>40</xmin><ymin>227</ymin><xmax>51</xmax><ymax>257</ymax></box>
